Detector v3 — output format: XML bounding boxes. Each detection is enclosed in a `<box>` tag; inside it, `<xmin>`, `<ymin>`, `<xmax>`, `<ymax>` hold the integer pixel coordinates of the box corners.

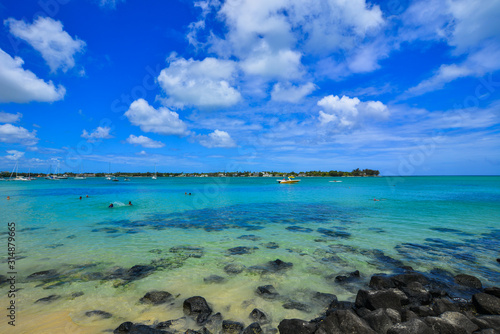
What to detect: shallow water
<box><xmin>0</xmin><ymin>176</ymin><xmax>499</xmax><ymax>332</ymax></box>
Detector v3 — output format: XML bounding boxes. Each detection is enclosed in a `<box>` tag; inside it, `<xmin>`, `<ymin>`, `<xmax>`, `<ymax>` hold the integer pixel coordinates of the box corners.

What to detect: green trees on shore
<box><xmin>0</xmin><ymin>168</ymin><xmax>380</xmax><ymax>178</ymax></box>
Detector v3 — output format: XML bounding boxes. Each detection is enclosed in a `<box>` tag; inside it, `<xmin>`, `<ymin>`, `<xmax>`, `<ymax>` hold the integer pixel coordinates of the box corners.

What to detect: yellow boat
<box><xmin>277</xmin><ymin>176</ymin><xmax>300</xmax><ymax>184</ymax></box>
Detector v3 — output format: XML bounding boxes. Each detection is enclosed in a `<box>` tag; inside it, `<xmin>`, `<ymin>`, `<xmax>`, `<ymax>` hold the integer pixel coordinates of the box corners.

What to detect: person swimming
<box><xmin>109</xmin><ymin>203</ymin><xmax>114</xmax><ymax>208</ymax></box>
<box><xmin>79</xmin><ymin>196</ymin><xmax>82</xmax><ymax>200</ymax></box>
<box><xmin>7</xmin><ymin>196</ymin><xmax>10</xmax><ymax>200</ymax></box>
<box><xmin>128</xmin><ymin>201</ymin><xmax>132</xmax><ymax>206</ymax></box>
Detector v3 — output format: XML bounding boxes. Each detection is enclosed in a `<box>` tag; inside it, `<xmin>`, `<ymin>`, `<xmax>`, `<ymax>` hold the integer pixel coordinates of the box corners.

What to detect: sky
<box><xmin>0</xmin><ymin>0</ymin><xmax>499</xmax><ymax>175</ymax></box>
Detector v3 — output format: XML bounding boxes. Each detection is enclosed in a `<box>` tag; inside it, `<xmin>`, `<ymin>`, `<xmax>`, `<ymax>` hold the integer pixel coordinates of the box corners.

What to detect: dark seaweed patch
<box><xmin>237</xmin><ymin>234</ymin><xmax>262</xmax><ymax>241</ymax></box>
<box><xmin>317</xmin><ymin>228</ymin><xmax>351</xmax><ymax>239</ymax></box>
<box><xmin>92</xmin><ymin>202</ymin><xmax>360</xmax><ymax>234</ymax></box>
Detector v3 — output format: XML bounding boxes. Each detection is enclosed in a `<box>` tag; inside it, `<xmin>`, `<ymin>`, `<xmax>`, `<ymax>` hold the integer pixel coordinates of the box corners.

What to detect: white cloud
<box><xmin>126</xmin><ymin>134</ymin><xmax>165</xmax><ymax>148</ymax></box>
<box><xmin>5</xmin><ymin>150</ymin><xmax>25</xmax><ymax>160</ymax></box>
<box><xmin>317</xmin><ymin>95</ymin><xmax>389</xmax><ymax>131</ymax></box>
<box><xmin>81</xmin><ymin>126</ymin><xmax>113</xmax><ymax>143</ymax></box>
<box><xmin>401</xmin><ymin>0</ymin><xmax>500</xmax><ymax>97</ymax></box>
<box><xmin>0</xmin><ymin>124</ymin><xmax>38</xmax><ymax>145</ymax></box>
<box><xmin>405</xmin><ymin>43</ymin><xmax>500</xmax><ymax>97</ymax></box>
<box><xmin>0</xmin><ymin>49</ymin><xmax>66</xmax><ymax>103</ymax></box>
<box><xmin>271</xmin><ymin>82</ymin><xmax>317</xmax><ymax>103</ymax></box>
<box><xmin>99</xmin><ymin>0</ymin><xmax>125</xmax><ymax>9</ymax></box>
<box><xmin>158</xmin><ymin>55</ymin><xmax>241</xmax><ymax>108</ymax></box>
<box><xmin>6</xmin><ymin>17</ymin><xmax>86</xmax><ymax>72</ymax></box>
<box><xmin>240</xmin><ymin>41</ymin><xmax>303</xmax><ymax>79</ymax></box>
<box><xmin>125</xmin><ymin>99</ymin><xmax>189</xmax><ymax>136</ymax></box>
<box><xmin>0</xmin><ymin>111</ymin><xmax>22</xmax><ymax>123</ymax></box>
<box><xmin>197</xmin><ymin>129</ymin><xmax>236</xmax><ymax>148</ymax></box>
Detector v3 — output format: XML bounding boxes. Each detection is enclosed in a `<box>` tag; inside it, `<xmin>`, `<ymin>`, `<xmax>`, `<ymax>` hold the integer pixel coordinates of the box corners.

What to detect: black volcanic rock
<box><xmin>256</xmin><ymin>285</ymin><xmax>279</xmax><ymax>299</ymax></box>
<box><xmin>85</xmin><ymin>310</ymin><xmax>112</xmax><ymax>319</ymax></box>
<box><xmin>278</xmin><ymin>319</ymin><xmax>316</xmax><ymax>334</ymax></box>
<box><xmin>454</xmin><ymin>274</ymin><xmax>482</xmax><ymax>289</ymax></box>
<box><xmin>387</xmin><ymin>318</ymin><xmax>432</xmax><ymax>334</ymax></box>
<box><xmin>249</xmin><ymin>308</ymin><xmax>269</xmax><ymax>324</ymax></box>
<box><xmin>316</xmin><ymin>309</ymin><xmax>376</xmax><ymax>334</ymax></box>
<box><xmin>473</xmin><ymin>293</ymin><xmax>500</xmax><ymax>315</ymax></box>
<box><xmin>484</xmin><ymin>287</ymin><xmax>500</xmax><ymax>299</ymax></box>
<box><xmin>140</xmin><ymin>291</ymin><xmax>173</xmax><ymax>305</ymax></box>
<box><xmin>183</xmin><ymin>296</ymin><xmax>212</xmax><ymax>325</ymax></box>
<box><xmin>355</xmin><ymin>288</ymin><xmax>409</xmax><ymax>311</ymax></box>
<box><xmin>222</xmin><ymin>320</ymin><xmax>244</xmax><ymax>334</ymax></box>
<box><xmin>242</xmin><ymin>322</ymin><xmax>263</xmax><ymax>334</ymax></box>
<box><xmin>370</xmin><ymin>275</ymin><xmax>396</xmax><ymax>290</ymax></box>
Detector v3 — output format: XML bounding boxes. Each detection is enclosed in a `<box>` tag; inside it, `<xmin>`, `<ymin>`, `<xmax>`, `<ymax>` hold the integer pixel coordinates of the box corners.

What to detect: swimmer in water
<box><xmin>80</xmin><ymin>196</ymin><xmax>82</xmax><ymax>200</ymax></box>
<box><xmin>128</xmin><ymin>201</ymin><xmax>132</xmax><ymax>206</ymax></box>
<box><xmin>373</xmin><ymin>198</ymin><xmax>380</xmax><ymax>201</ymax></box>
<box><xmin>109</xmin><ymin>203</ymin><xmax>114</xmax><ymax>208</ymax></box>
<box><xmin>7</xmin><ymin>196</ymin><xmax>10</xmax><ymax>200</ymax></box>
<box><xmin>86</xmin><ymin>195</ymin><xmax>89</xmax><ymax>198</ymax></box>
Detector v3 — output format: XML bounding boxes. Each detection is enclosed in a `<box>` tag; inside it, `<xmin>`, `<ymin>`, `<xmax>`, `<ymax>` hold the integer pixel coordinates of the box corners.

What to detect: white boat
<box><xmin>74</xmin><ymin>166</ymin><xmax>86</xmax><ymax>179</ymax></box>
<box><xmin>106</xmin><ymin>162</ymin><xmax>112</xmax><ymax>180</ymax></box>
<box><xmin>9</xmin><ymin>162</ymin><xmax>30</xmax><ymax>181</ymax></box>
<box><xmin>152</xmin><ymin>164</ymin><xmax>157</xmax><ymax>180</ymax></box>
<box><xmin>277</xmin><ymin>176</ymin><xmax>300</xmax><ymax>184</ymax></box>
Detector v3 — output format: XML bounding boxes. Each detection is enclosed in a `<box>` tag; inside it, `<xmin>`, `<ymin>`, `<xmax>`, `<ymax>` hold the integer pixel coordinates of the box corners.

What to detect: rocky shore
<box><xmin>106</xmin><ymin>264</ymin><xmax>499</xmax><ymax>333</ymax></box>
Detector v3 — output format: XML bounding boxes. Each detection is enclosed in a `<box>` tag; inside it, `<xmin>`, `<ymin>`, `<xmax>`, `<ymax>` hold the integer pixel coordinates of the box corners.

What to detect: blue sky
<box><xmin>0</xmin><ymin>0</ymin><xmax>499</xmax><ymax>175</ymax></box>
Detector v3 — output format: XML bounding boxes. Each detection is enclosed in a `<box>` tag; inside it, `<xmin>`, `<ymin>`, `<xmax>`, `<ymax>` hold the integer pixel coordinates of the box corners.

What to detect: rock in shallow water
<box><xmin>242</xmin><ymin>322</ymin><xmax>263</xmax><ymax>334</ymax></box>
<box><xmin>256</xmin><ymin>285</ymin><xmax>279</xmax><ymax>300</ymax></box>
<box><xmin>278</xmin><ymin>319</ymin><xmax>316</xmax><ymax>334</ymax></box>
<box><xmin>183</xmin><ymin>296</ymin><xmax>212</xmax><ymax>325</ymax></box>
<box><xmin>203</xmin><ymin>275</ymin><xmax>226</xmax><ymax>284</ymax></box>
<box><xmin>454</xmin><ymin>274</ymin><xmax>482</xmax><ymax>289</ymax></box>
<box><xmin>222</xmin><ymin>320</ymin><xmax>244</xmax><ymax>334</ymax></box>
<box><xmin>35</xmin><ymin>295</ymin><xmax>60</xmax><ymax>303</ymax></box>
<box><xmin>114</xmin><ymin>322</ymin><xmax>170</xmax><ymax>333</ymax></box>
<box><xmin>85</xmin><ymin>310</ymin><xmax>112</xmax><ymax>319</ymax></box>
<box><xmin>140</xmin><ymin>291</ymin><xmax>173</xmax><ymax>305</ymax></box>
<box><xmin>249</xmin><ymin>308</ymin><xmax>269</xmax><ymax>324</ymax></box>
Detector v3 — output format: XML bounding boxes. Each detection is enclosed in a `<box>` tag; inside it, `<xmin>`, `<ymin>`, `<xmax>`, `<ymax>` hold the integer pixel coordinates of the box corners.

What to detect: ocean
<box><xmin>1</xmin><ymin>176</ymin><xmax>499</xmax><ymax>333</ymax></box>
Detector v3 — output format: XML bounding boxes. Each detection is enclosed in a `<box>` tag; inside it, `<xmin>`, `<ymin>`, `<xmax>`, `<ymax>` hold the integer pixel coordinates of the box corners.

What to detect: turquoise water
<box><xmin>1</xmin><ymin>176</ymin><xmax>499</xmax><ymax>332</ymax></box>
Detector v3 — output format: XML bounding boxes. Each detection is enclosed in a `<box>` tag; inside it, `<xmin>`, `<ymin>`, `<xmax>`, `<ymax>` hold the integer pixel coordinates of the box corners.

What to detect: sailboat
<box><xmin>152</xmin><ymin>164</ymin><xmax>157</xmax><ymax>180</ymax></box>
<box><xmin>105</xmin><ymin>162</ymin><xmax>112</xmax><ymax>180</ymax></box>
<box><xmin>74</xmin><ymin>165</ymin><xmax>86</xmax><ymax>179</ymax></box>
<box><xmin>9</xmin><ymin>162</ymin><xmax>30</xmax><ymax>181</ymax></box>
<box><xmin>45</xmin><ymin>164</ymin><xmax>58</xmax><ymax>180</ymax></box>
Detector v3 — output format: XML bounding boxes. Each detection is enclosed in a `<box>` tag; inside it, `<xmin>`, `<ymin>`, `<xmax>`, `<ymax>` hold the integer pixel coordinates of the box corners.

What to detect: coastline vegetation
<box><xmin>0</xmin><ymin>168</ymin><xmax>380</xmax><ymax>178</ymax></box>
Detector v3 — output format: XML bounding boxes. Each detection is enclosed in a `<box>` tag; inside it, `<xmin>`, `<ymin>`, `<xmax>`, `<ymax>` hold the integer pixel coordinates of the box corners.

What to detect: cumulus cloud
<box><xmin>5</xmin><ymin>17</ymin><xmax>86</xmax><ymax>72</ymax></box>
<box><xmin>401</xmin><ymin>0</ymin><xmax>500</xmax><ymax>97</ymax></box>
<box><xmin>0</xmin><ymin>124</ymin><xmax>38</xmax><ymax>145</ymax></box>
<box><xmin>81</xmin><ymin>126</ymin><xmax>113</xmax><ymax>143</ymax></box>
<box><xmin>125</xmin><ymin>99</ymin><xmax>189</xmax><ymax>136</ymax></box>
<box><xmin>192</xmin><ymin>0</ymin><xmax>386</xmax><ymax>82</ymax></box>
<box><xmin>197</xmin><ymin>130</ymin><xmax>236</xmax><ymax>148</ymax></box>
<box><xmin>317</xmin><ymin>95</ymin><xmax>389</xmax><ymax>131</ymax></box>
<box><xmin>271</xmin><ymin>82</ymin><xmax>317</xmax><ymax>103</ymax></box>
<box><xmin>0</xmin><ymin>49</ymin><xmax>66</xmax><ymax>103</ymax></box>
<box><xmin>126</xmin><ymin>134</ymin><xmax>165</xmax><ymax>148</ymax></box>
<box><xmin>5</xmin><ymin>150</ymin><xmax>25</xmax><ymax>160</ymax></box>
<box><xmin>240</xmin><ymin>42</ymin><xmax>303</xmax><ymax>79</ymax></box>
<box><xmin>0</xmin><ymin>111</ymin><xmax>22</xmax><ymax>123</ymax></box>
<box><xmin>158</xmin><ymin>55</ymin><xmax>241</xmax><ymax>109</ymax></box>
